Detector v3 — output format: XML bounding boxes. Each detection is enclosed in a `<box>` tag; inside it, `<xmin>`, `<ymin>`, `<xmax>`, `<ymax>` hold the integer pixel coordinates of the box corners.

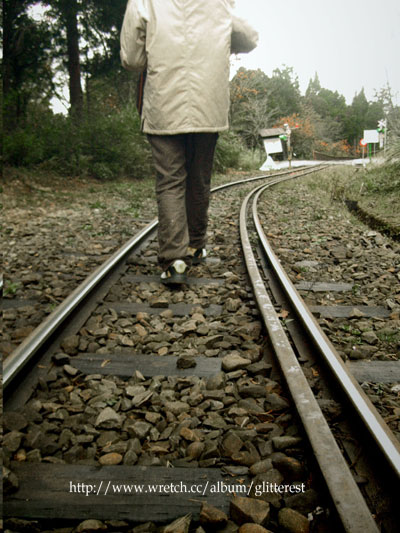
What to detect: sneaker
<box><xmin>187</xmin><ymin>247</ymin><xmax>207</xmax><ymax>264</ymax></box>
<box><xmin>160</xmin><ymin>259</ymin><xmax>188</xmax><ymax>285</ymax></box>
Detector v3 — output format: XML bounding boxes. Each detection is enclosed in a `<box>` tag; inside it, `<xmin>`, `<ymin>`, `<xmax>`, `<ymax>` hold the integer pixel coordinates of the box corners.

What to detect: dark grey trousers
<box><xmin>147</xmin><ymin>133</ymin><xmax>218</xmax><ymax>269</ymax></box>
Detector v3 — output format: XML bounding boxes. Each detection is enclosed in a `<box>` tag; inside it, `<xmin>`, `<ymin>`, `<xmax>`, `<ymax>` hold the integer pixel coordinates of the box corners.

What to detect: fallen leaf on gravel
<box><xmin>278</xmin><ymin>309</ymin><xmax>289</xmax><ymax>318</ymax></box>
<box><xmin>135</xmin><ymin>370</ymin><xmax>145</xmax><ymax>380</ymax></box>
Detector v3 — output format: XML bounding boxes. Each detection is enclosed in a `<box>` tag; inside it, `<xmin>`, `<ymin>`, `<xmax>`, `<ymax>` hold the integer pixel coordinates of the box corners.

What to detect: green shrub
<box><xmin>3</xmin><ymin>129</ymin><xmax>45</xmax><ymax>166</ymax></box>
<box><xmin>4</xmin><ymin>102</ymin><xmax>264</xmax><ymax>178</ymax></box>
<box><xmin>214</xmin><ymin>130</ymin><xmax>261</xmax><ymax>172</ymax></box>
<box><xmin>385</xmin><ymin>138</ymin><xmax>400</xmax><ymax>171</ymax></box>
<box><xmin>239</xmin><ymin>148</ymin><xmax>264</xmax><ymax>171</ymax></box>
<box><xmin>3</xmin><ymin>103</ymin><xmax>153</xmax><ymax>180</ymax></box>
<box><xmin>364</xmin><ymin>163</ymin><xmax>400</xmax><ymax>194</ymax></box>
<box><xmin>214</xmin><ymin>131</ymin><xmax>241</xmax><ymax>172</ymax></box>
<box><xmin>79</xmin><ymin>105</ymin><xmax>153</xmax><ymax>180</ymax></box>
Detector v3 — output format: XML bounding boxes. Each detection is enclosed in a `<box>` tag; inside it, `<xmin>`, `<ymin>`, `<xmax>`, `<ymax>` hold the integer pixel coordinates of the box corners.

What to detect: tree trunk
<box><xmin>3</xmin><ymin>0</ymin><xmax>27</xmax><ymax>129</ymax></box>
<box><xmin>3</xmin><ymin>0</ymin><xmax>14</xmax><ymax>99</ymax></box>
<box><xmin>62</xmin><ymin>0</ymin><xmax>83</xmax><ymax>117</ymax></box>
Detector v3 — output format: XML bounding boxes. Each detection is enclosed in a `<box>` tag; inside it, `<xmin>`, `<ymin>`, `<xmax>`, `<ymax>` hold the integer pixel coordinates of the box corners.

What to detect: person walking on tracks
<box><xmin>120</xmin><ymin>0</ymin><xmax>258</xmax><ymax>284</ymax></box>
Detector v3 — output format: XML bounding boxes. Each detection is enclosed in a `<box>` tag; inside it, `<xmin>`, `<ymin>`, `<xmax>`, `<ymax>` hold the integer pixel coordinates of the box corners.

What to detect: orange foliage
<box><xmin>315</xmin><ymin>139</ymin><xmax>354</xmax><ymax>157</ymax></box>
<box><xmin>274</xmin><ymin>114</ymin><xmax>315</xmax><ymax>139</ymax></box>
<box><xmin>275</xmin><ymin>114</ymin><xmax>359</xmax><ymax>158</ymax></box>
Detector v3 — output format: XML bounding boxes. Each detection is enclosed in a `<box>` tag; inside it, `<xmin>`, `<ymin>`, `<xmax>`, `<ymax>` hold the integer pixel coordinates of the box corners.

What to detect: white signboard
<box><xmin>363</xmin><ymin>129</ymin><xmax>379</xmax><ymax>143</ymax></box>
<box><xmin>263</xmin><ymin>137</ymin><xmax>283</xmax><ymax>155</ymax></box>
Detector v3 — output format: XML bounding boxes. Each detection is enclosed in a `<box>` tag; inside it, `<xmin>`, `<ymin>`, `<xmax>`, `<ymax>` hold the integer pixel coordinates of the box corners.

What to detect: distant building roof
<box><xmin>259</xmin><ymin>128</ymin><xmax>285</xmax><ymax>138</ymax></box>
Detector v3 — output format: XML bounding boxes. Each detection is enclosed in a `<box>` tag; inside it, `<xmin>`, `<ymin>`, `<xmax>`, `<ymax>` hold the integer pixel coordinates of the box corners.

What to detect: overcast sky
<box><xmin>35</xmin><ymin>0</ymin><xmax>399</xmax><ymax>112</ymax></box>
<box><xmin>232</xmin><ymin>0</ymin><xmax>400</xmax><ymax>104</ymax></box>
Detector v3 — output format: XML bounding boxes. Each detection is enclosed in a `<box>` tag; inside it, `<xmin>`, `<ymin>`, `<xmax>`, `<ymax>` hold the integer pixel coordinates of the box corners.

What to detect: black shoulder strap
<box><xmin>136</xmin><ymin>70</ymin><xmax>147</xmax><ymax>116</ymax></box>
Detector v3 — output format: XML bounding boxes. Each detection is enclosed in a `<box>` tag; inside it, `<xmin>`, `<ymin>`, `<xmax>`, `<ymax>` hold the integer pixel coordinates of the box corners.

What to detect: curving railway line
<box><xmin>3</xmin><ymin>166</ymin><xmax>399</xmax><ymax>533</ymax></box>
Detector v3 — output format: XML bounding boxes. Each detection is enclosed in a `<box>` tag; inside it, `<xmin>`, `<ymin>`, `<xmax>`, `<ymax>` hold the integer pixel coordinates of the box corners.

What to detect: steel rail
<box><xmin>253</xmin><ymin>182</ymin><xmax>400</xmax><ymax>479</ymax></box>
<box><xmin>3</xmin><ymin>219</ymin><xmax>158</xmax><ymax>389</ymax></box>
<box><xmin>2</xmin><ymin>166</ymin><xmax>326</xmax><ymax>393</ymax></box>
<box><xmin>240</xmin><ymin>173</ymin><xmax>380</xmax><ymax>533</ymax></box>
<box><xmin>211</xmin><ymin>165</ymin><xmax>310</xmax><ymax>193</ymax></box>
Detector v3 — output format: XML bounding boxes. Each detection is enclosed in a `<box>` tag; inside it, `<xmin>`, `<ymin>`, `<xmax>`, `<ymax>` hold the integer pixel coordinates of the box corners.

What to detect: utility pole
<box><xmin>377</xmin><ymin>119</ymin><xmax>387</xmax><ymax>152</ymax></box>
<box><xmin>282</xmin><ymin>123</ymin><xmax>292</xmax><ymax>168</ymax></box>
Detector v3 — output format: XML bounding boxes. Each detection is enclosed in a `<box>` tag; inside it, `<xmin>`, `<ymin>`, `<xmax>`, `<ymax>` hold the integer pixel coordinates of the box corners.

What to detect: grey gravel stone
<box><xmin>239</xmin><ymin>384</ymin><xmax>266</xmax><ymax>398</ymax></box>
<box><xmin>3</xmin><ymin>430</ymin><xmax>23</xmax><ymax>452</ymax></box>
<box><xmin>265</xmin><ymin>393</ymin><xmax>290</xmax><ymax>411</ymax></box>
<box><xmin>346</xmin><ymin>344</ymin><xmax>377</xmax><ymax>359</ymax></box>
<box><xmin>222</xmin><ymin>353</ymin><xmax>251</xmax><ymax>372</ymax></box>
<box><xmin>223</xmin><ymin>432</ymin><xmax>244</xmax><ymax>457</ymax></box>
<box><xmin>361</xmin><ymin>330</ymin><xmax>379</xmax><ymax>345</ymax></box>
<box><xmin>63</xmin><ymin>364</ymin><xmax>79</xmax><ymax>376</ymax></box>
<box><xmin>60</xmin><ymin>335</ymin><xmax>80</xmax><ymax>355</ymax></box>
<box><xmin>246</xmin><ymin>361</ymin><xmax>272</xmax><ymax>377</ymax></box>
<box><xmin>75</xmin><ymin>519</ymin><xmax>107</xmax><ymax>532</ymax></box>
<box><xmin>278</xmin><ymin>507</ymin><xmax>310</xmax><ymax>533</ymax></box>
<box><xmin>230</xmin><ymin>496</ymin><xmax>270</xmax><ymax>526</ymax></box>
<box><xmin>206</xmin><ymin>372</ymin><xmax>226</xmax><ymax>390</ymax></box>
<box><xmin>125</xmin><ymin>385</ymin><xmax>145</xmax><ymax>397</ymax></box>
<box><xmin>4</xmin><ymin>412</ymin><xmax>28</xmax><ymax>432</ymax></box>
<box><xmin>249</xmin><ymin>470</ymin><xmax>284</xmax><ymax>508</ymax></box>
<box><xmin>123</xmin><ymin>449</ymin><xmax>138</xmax><ymax>465</ymax></box>
<box><xmin>95</xmin><ymin>407</ymin><xmax>121</xmax><ymax>429</ymax></box>
<box><xmin>284</xmin><ymin>489</ymin><xmax>319</xmax><ymax>515</ymax></box>
<box><xmin>272</xmin><ymin>455</ymin><xmax>305</xmax><ymax>481</ymax></box>
<box><xmin>249</xmin><ymin>459</ymin><xmax>273</xmax><ymax>476</ymax></box>
<box><xmin>162</xmin><ymin>514</ymin><xmax>191</xmax><ymax>533</ymax></box>
<box><xmin>200</xmin><ymin>502</ymin><xmax>228</xmax><ymax>527</ymax></box>
<box><xmin>272</xmin><ymin>436</ymin><xmax>303</xmax><ymax>451</ymax></box>
<box><xmin>128</xmin><ymin>421</ymin><xmax>152</xmax><ymax>439</ymax></box>
<box><xmin>99</xmin><ymin>452</ymin><xmax>123</xmax><ymax>465</ymax></box>
<box><xmin>132</xmin><ymin>390</ymin><xmax>153</xmax><ymax>407</ymax></box>
<box><xmin>164</xmin><ymin>400</ymin><xmax>190</xmax><ymax>416</ymax></box>
<box><xmin>186</xmin><ymin>441</ymin><xmax>205</xmax><ymax>459</ymax></box>
<box><xmin>177</xmin><ymin>356</ymin><xmax>197</xmax><ymax>369</ymax></box>
<box><xmin>52</xmin><ymin>352</ymin><xmax>71</xmax><ymax>365</ymax></box>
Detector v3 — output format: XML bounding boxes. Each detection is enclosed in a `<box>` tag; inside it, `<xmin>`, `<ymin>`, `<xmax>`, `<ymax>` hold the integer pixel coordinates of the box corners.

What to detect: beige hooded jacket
<box><xmin>120</xmin><ymin>0</ymin><xmax>258</xmax><ymax>135</ymax></box>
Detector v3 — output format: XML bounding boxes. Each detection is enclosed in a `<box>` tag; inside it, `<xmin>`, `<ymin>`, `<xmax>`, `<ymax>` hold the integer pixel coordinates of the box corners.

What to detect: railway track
<box><xmin>2</xmin><ymin>166</ymin><xmax>399</xmax><ymax>533</ymax></box>
<box><xmin>242</xmin><ymin>175</ymin><xmax>400</xmax><ymax>533</ymax></box>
